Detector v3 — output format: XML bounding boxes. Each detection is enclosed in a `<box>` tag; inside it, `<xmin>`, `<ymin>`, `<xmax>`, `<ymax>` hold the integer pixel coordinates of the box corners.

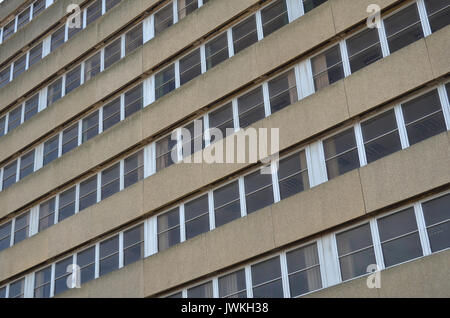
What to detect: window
<box><xmin>184</xmin><ymin>195</ymin><xmax>210</xmax><ymax>240</ymax></box>
<box><xmin>17</xmin><ymin>8</ymin><xmax>30</xmax><ymax>30</ymax></box>
<box><xmin>65</xmin><ymin>65</ymin><xmax>81</xmax><ymax>95</ymax></box>
<box><xmin>261</xmin><ymin>0</ymin><xmax>289</xmax><ymax>37</ymax></box>
<box><xmin>13</xmin><ymin>213</ymin><xmax>29</xmax><ymax>245</ymax></box>
<box><xmin>178</xmin><ymin>0</ymin><xmax>198</xmax><ymax>19</ymax></box>
<box><xmin>62</xmin><ymin>123</ymin><xmax>79</xmax><ymax>155</ymax></box>
<box><xmin>99</xmin><ymin>235</ymin><xmax>119</xmax><ymax>276</ymax></box>
<box><xmin>311</xmin><ymin>45</ymin><xmax>345</xmax><ymax>91</ymax></box>
<box><xmin>86</xmin><ymin>0</ymin><xmax>102</xmax><ymax>25</ymax></box>
<box><xmin>252</xmin><ymin>257</ymin><xmax>283</xmax><ymax>298</ymax></box>
<box><xmin>401</xmin><ymin>90</ymin><xmax>446</xmax><ymax>146</ymax></box>
<box><xmin>77</xmin><ymin>247</ymin><xmax>95</xmax><ymax>284</ymax></box>
<box><xmin>346</xmin><ymin>28</ymin><xmax>382</xmax><ymax>73</ymax></box>
<box><xmin>179</xmin><ymin>48</ymin><xmax>202</xmax><ymax>86</ymax></box>
<box><xmin>124</xmin><ymin>151</ymin><xmax>144</xmax><ymax>188</ymax></box>
<box><xmin>39</xmin><ymin>198</ymin><xmax>56</xmax><ymax>232</ymax></box>
<box><xmin>0</xmin><ymin>286</ymin><xmax>5</xmax><ymax>298</ymax></box>
<box><xmin>214</xmin><ymin>181</ymin><xmax>241</xmax><ymax>227</ymax></box>
<box><xmin>0</xmin><ymin>66</ymin><xmax>10</xmax><ymax>88</ymax></box>
<box><xmin>47</xmin><ymin>77</ymin><xmax>63</xmax><ymax>107</ymax></box>
<box><xmin>29</xmin><ymin>43</ymin><xmax>43</xmax><ymax>67</ymax></box>
<box><xmin>101</xmin><ymin>163</ymin><xmax>120</xmax><ymax>200</ymax></box>
<box><xmin>181</xmin><ymin>120</ymin><xmax>205</xmax><ymax>158</ymax></box>
<box><xmin>124</xmin><ymin>84</ymin><xmax>143</xmax><ymax>118</ymax></box>
<box><xmin>156</xmin><ymin>135</ymin><xmax>177</xmax><ymax>171</ymax></box>
<box><xmin>43</xmin><ymin>135</ymin><xmax>59</xmax><ymax>166</ymax></box>
<box><xmin>303</xmin><ymin>0</ymin><xmax>328</xmax><ymax>13</ymax></box>
<box><xmin>19</xmin><ymin>150</ymin><xmax>34</xmax><ymax>180</ymax></box>
<box><xmin>24</xmin><ymin>94</ymin><xmax>39</xmax><ymax>121</ymax></box>
<box><xmin>166</xmin><ymin>292</ymin><xmax>182</xmax><ymax>298</ymax></box>
<box><xmin>157</xmin><ymin>207</ymin><xmax>181</xmax><ymax>251</ymax></box>
<box><xmin>323</xmin><ymin>127</ymin><xmax>360</xmax><ymax>180</ymax></box>
<box><xmin>33</xmin><ymin>0</ymin><xmax>46</xmax><ymax>17</ymax></box>
<box><xmin>84</xmin><ymin>52</ymin><xmax>101</xmax><ymax>82</ymax></box>
<box><xmin>361</xmin><ymin>109</ymin><xmax>402</xmax><ymax>164</ymax></box>
<box><xmin>3</xmin><ymin>160</ymin><xmax>17</xmax><ymax>190</ymax></box>
<box><xmin>187</xmin><ymin>281</ymin><xmax>213</xmax><ymax>298</ymax></box>
<box><xmin>13</xmin><ymin>55</ymin><xmax>27</xmax><ymax>79</ymax></box>
<box><xmin>155</xmin><ymin>64</ymin><xmax>175</xmax><ymax>100</ymax></box>
<box><xmin>268</xmin><ymin>69</ymin><xmax>298</xmax><ymax>114</ymax></box>
<box><xmin>123</xmin><ymin>224</ymin><xmax>144</xmax><ymax>266</ymax></box>
<box><xmin>232</xmin><ymin>15</ymin><xmax>258</xmax><ymax>55</ymax></box>
<box><xmin>377</xmin><ymin>208</ymin><xmax>422</xmax><ymax>267</ymax></box>
<box><xmin>34</xmin><ymin>266</ymin><xmax>52</xmax><ymax>298</ymax></box>
<box><xmin>106</xmin><ymin>0</ymin><xmax>121</xmax><ymax>11</ymax></box>
<box><xmin>67</xmin><ymin>15</ymin><xmax>82</xmax><ymax>39</ymax></box>
<box><xmin>244</xmin><ymin>170</ymin><xmax>274</xmax><ymax>214</ymax></box>
<box><xmin>208</xmin><ymin>103</ymin><xmax>234</xmax><ymax>142</ymax></box>
<box><xmin>336</xmin><ymin>223</ymin><xmax>376</xmax><ymax>281</ymax></box>
<box><xmin>424</xmin><ymin>0</ymin><xmax>450</xmax><ymax>33</ymax></box>
<box><xmin>422</xmin><ymin>194</ymin><xmax>450</xmax><ymax>252</ymax></box>
<box><xmin>384</xmin><ymin>4</ymin><xmax>423</xmax><ymax>54</ymax></box>
<box><xmin>51</xmin><ymin>26</ymin><xmax>65</xmax><ymax>52</ymax></box>
<box><xmin>286</xmin><ymin>243</ymin><xmax>322</xmax><ymax>297</ymax></box>
<box><xmin>278</xmin><ymin>151</ymin><xmax>309</xmax><ymax>200</ymax></box>
<box><xmin>102</xmin><ymin>97</ymin><xmax>121</xmax><ymax>131</ymax></box>
<box><xmin>219</xmin><ymin>269</ymin><xmax>247</xmax><ymax>298</ymax></box>
<box><xmin>7</xmin><ymin>107</ymin><xmax>22</xmax><ymax>132</ymax></box>
<box><xmin>205</xmin><ymin>33</ymin><xmax>229</xmax><ymax>70</ymax></box>
<box><xmin>82</xmin><ymin>110</ymin><xmax>99</xmax><ymax>142</ymax></box>
<box><xmin>0</xmin><ymin>116</ymin><xmax>4</xmax><ymax>137</ymax></box>
<box><xmin>0</xmin><ymin>221</ymin><xmax>12</xmax><ymax>252</ymax></box>
<box><xmin>104</xmin><ymin>38</ymin><xmax>122</xmax><ymax>69</ymax></box>
<box><xmin>3</xmin><ymin>20</ymin><xmax>15</xmax><ymax>42</ymax></box>
<box><xmin>58</xmin><ymin>186</ymin><xmax>76</xmax><ymax>222</ymax></box>
<box><xmin>79</xmin><ymin>176</ymin><xmax>97</xmax><ymax>211</ymax></box>
<box><xmin>125</xmin><ymin>24</ymin><xmax>143</xmax><ymax>55</ymax></box>
<box><xmin>54</xmin><ymin>256</ymin><xmax>73</xmax><ymax>296</ymax></box>
<box><xmin>238</xmin><ymin>87</ymin><xmax>265</xmax><ymax>128</ymax></box>
<box><xmin>154</xmin><ymin>3</ymin><xmax>173</xmax><ymax>36</ymax></box>
<box><xmin>9</xmin><ymin>279</ymin><xmax>25</xmax><ymax>298</ymax></box>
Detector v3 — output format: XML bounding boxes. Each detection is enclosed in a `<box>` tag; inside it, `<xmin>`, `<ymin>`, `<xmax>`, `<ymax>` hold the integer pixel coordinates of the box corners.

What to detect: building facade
<box><xmin>0</xmin><ymin>0</ymin><xmax>449</xmax><ymax>298</ymax></box>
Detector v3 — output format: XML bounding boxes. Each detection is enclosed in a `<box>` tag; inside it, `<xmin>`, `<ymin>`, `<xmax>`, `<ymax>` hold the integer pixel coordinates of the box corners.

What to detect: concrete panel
<box><xmin>0</xmin><ymin>0</ymin><xmax>29</xmax><ymax>22</ymax></box>
<box><xmin>360</xmin><ymin>132</ymin><xmax>450</xmax><ymax>213</ymax></box>
<box><xmin>425</xmin><ymin>25</ymin><xmax>450</xmax><ymax>79</ymax></box>
<box><xmin>0</xmin><ymin>180</ymin><xmax>144</xmax><ymax>281</ymax></box>
<box><xmin>306</xmin><ymin>249</ymin><xmax>450</xmax><ymax>297</ymax></box>
<box><xmin>345</xmin><ymin>38</ymin><xmax>434</xmax><ymax>117</ymax></box>
<box><xmin>272</xmin><ymin>170</ymin><xmax>366</xmax><ymax>247</ymax></box>
<box><xmin>0</xmin><ymin>110</ymin><xmax>143</xmax><ymax>219</ymax></box>
<box><xmin>330</xmin><ymin>0</ymin><xmax>400</xmax><ymax>34</ymax></box>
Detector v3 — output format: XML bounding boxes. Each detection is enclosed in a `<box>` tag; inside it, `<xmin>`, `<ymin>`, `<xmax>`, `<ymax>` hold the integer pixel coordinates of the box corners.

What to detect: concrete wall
<box><xmin>0</xmin><ymin>0</ymin><xmax>29</xmax><ymax>23</ymax></box>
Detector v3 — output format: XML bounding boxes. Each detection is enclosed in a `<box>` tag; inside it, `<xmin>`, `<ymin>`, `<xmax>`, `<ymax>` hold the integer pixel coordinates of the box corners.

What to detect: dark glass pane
<box><xmin>0</xmin><ymin>66</ymin><xmax>10</xmax><ymax>89</ymax></box>
<box><xmin>312</xmin><ymin>45</ymin><xmax>344</xmax><ymax>92</ymax></box>
<box><xmin>79</xmin><ymin>176</ymin><xmax>97</xmax><ymax>211</ymax></box>
<box><xmin>180</xmin><ymin>49</ymin><xmax>202</xmax><ymax>86</ymax></box>
<box><xmin>125</xmin><ymin>24</ymin><xmax>143</xmax><ymax>55</ymax></box>
<box><xmin>0</xmin><ymin>221</ymin><xmax>11</xmax><ymax>252</ymax></box>
<box><xmin>336</xmin><ymin>223</ymin><xmax>373</xmax><ymax>255</ymax></box>
<box><xmin>205</xmin><ymin>33</ymin><xmax>228</xmax><ymax>70</ymax></box>
<box><xmin>214</xmin><ymin>181</ymin><xmax>241</xmax><ymax>227</ymax></box>
<box><xmin>9</xmin><ymin>279</ymin><xmax>25</xmax><ymax>298</ymax></box>
<box><xmin>124</xmin><ymin>225</ymin><xmax>144</xmax><ymax>266</ymax></box>
<box><xmin>339</xmin><ymin>248</ymin><xmax>376</xmax><ymax>281</ymax></box>
<box><xmin>65</xmin><ymin>65</ymin><xmax>81</xmax><ymax>95</ymax></box>
<box><xmin>347</xmin><ymin>28</ymin><xmax>382</xmax><ymax>73</ymax></box>
<box><xmin>178</xmin><ymin>0</ymin><xmax>198</xmax><ymax>19</ymax></box>
<box><xmin>208</xmin><ymin>103</ymin><xmax>234</xmax><ymax>142</ymax></box>
<box><xmin>219</xmin><ymin>269</ymin><xmax>246</xmax><ymax>298</ymax></box>
<box><xmin>0</xmin><ymin>116</ymin><xmax>6</xmax><ymax>137</ymax></box>
<box><xmin>303</xmin><ymin>0</ymin><xmax>328</xmax><ymax>13</ymax></box>
<box><xmin>84</xmin><ymin>52</ymin><xmax>101</xmax><ymax>82</ymax></box>
<box><xmin>20</xmin><ymin>150</ymin><xmax>35</xmax><ymax>180</ymax></box>
<box><xmin>187</xmin><ymin>282</ymin><xmax>213</xmax><ymax>298</ymax></box>
<box><xmin>2</xmin><ymin>161</ymin><xmax>17</xmax><ymax>190</ymax></box>
<box><xmin>232</xmin><ymin>15</ymin><xmax>258</xmax><ymax>54</ymax></box>
<box><xmin>185</xmin><ymin>195</ymin><xmax>209</xmax><ymax>240</ymax></box>
<box><xmin>100</xmin><ymin>236</ymin><xmax>119</xmax><ymax>276</ymax></box>
<box><xmin>427</xmin><ymin>222</ymin><xmax>450</xmax><ymax>252</ymax></box>
<box><xmin>51</xmin><ymin>26</ymin><xmax>65</xmax><ymax>51</ymax></box>
<box><xmin>269</xmin><ymin>69</ymin><xmax>298</xmax><ymax>114</ymax></box>
<box><xmin>82</xmin><ymin>111</ymin><xmax>99</xmax><ymax>143</ymax></box>
<box><xmin>158</xmin><ymin>208</ymin><xmax>180</xmax><ymax>251</ymax></box>
<box><xmin>106</xmin><ymin>0</ymin><xmax>121</xmax><ymax>11</ymax></box>
<box><xmin>154</xmin><ymin>3</ymin><xmax>173</xmax><ymax>36</ymax></box>
<box><xmin>13</xmin><ymin>55</ymin><xmax>27</xmax><ymax>79</ymax></box>
<box><xmin>377</xmin><ymin>208</ymin><xmax>418</xmax><ymax>242</ymax></box>
<box><xmin>155</xmin><ymin>65</ymin><xmax>175</xmax><ymax>100</ymax></box>
<box><xmin>54</xmin><ymin>257</ymin><xmax>73</xmax><ymax>295</ymax></box>
<box><xmin>245</xmin><ymin>171</ymin><xmax>274</xmax><ymax>214</ymax></box>
<box><xmin>382</xmin><ymin>233</ymin><xmax>423</xmax><ymax>267</ymax></box>
<box><xmin>86</xmin><ymin>0</ymin><xmax>102</xmax><ymax>25</ymax></box>
<box><xmin>8</xmin><ymin>107</ymin><xmax>21</xmax><ymax>132</ymax></box>
<box><xmin>2</xmin><ymin>20</ymin><xmax>14</xmax><ymax>42</ymax></box>
<box><xmin>101</xmin><ymin>163</ymin><xmax>120</xmax><ymax>200</ymax></box>
<box><xmin>39</xmin><ymin>198</ymin><xmax>55</xmax><ymax>232</ymax></box>
<box><xmin>43</xmin><ymin>135</ymin><xmax>59</xmax><ymax>166</ymax></box>
<box><xmin>59</xmin><ymin>186</ymin><xmax>76</xmax><ymax>222</ymax></box>
<box><xmin>47</xmin><ymin>77</ymin><xmax>63</xmax><ymax>107</ymax></box>
<box><xmin>278</xmin><ymin>151</ymin><xmax>309</xmax><ymax>200</ymax></box>
<box><xmin>238</xmin><ymin>87</ymin><xmax>265</xmax><ymax>128</ymax></box>
<box><xmin>424</xmin><ymin>0</ymin><xmax>450</xmax><ymax>32</ymax></box>
<box><xmin>78</xmin><ymin>247</ymin><xmax>95</xmax><ymax>284</ymax></box>
<box><xmin>34</xmin><ymin>266</ymin><xmax>52</xmax><ymax>298</ymax></box>
<box><xmin>33</xmin><ymin>0</ymin><xmax>46</xmax><ymax>17</ymax></box>
<box><xmin>29</xmin><ymin>43</ymin><xmax>43</xmax><ymax>67</ymax></box>
<box><xmin>252</xmin><ymin>257</ymin><xmax>281</xmax><ymax>286</ymax></box>
<box><xmin>62</xmin><ymin>124</ymin><xmax>78</xmax><ymax>155</ymax></box>
<box><xmin>289</xmin><ymin>267</ymin><xmax>322</xmax><ymax>297</ymax></box>
<box><xmin>156</xmin><ymin>135</ymin><xmax>177</xmax><ymax>171</ymax></box>
<box><xmin>124</xmin><ymin>151</ymin><xmax>144</xmax><ymax>188</ymax></box>
<box><xmin>103</xmin><ymin>98</ymin><xmax>121</xmax><ymax>131</ymax></box>
<box><xmin>422</xmin><ymin>193</ymin><xmax>450</xmax><ymax>226</ymax></box>
<box><xmin>24</xmin><ymin>94</ymin><xmax>39</xmax><ymax>121</ymax></box>
<box><xmin>261</xmin><ymin>0</ymin><xmax>289</xmax><ymax>37</ymax></box>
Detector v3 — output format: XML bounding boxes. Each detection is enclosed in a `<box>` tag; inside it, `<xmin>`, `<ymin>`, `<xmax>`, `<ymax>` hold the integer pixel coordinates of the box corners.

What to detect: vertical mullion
<box><xmin>255</xmin><ymin>11</ymin><xmax>264</xmax><ymax>41</ymax></box>
<box><xmin>100</xmin><ymin>48</ymin><xmax>105</xmax><ymax>72</ymax></box>
<box><xmin>75</xmin><ymin>183</ymin><xmax>80</xmax><ymax>213</ymax></box>
<box><xmin>173</xmin><ymin>0</ymin><xmax>179</xmax><ymax>24</ymax></box>
<box><xmin>98</xmin><ymin>106</ymin><xmax>104</xmax><ymax>133</ymax></box>
<box><xmin>145</xmin><ymin>216</ymin><xmax>158</xmax><ymax>257</ymax></box>
<box><xmin>200</xmin><ymin>44</ymin><xmax>207</xmax><ymax>74</ymax></box>
<box><xmin>203</xmin><ymin>113</ymin><xmax>211</xmax><ymax>147</ymax></box>
<box><xmin>120</xmin><ymin>94</ymin><xmax>125</xmax><ymax>121</ymax></box>
<box><xmin>296</xmin><ymin>60</ymin><xmax>314</xmax><ymax>99</ymax></box>
<box><xmin>369</xmin><ymin>218</ymin><xmax>385</xmax><ymax>270</ymax></box>
<box><xmin>77</xmin><ymin>120</ymin><xmax>83</xmax><ymax>146</ymax></box>
<box><xmin>245</xmin><ymin>266</ymin><xmax>253</xmax><ymax>298</ymax></box>
<box><xmin>24</xmin><ymin>273</ymin><xmax>34</xmax><ymax>298</ymax></box>
<box><xmin>102</xmin><ymin>0</ymin><xmax>107</xmax><ymax>15</ymax></box>
<box><xmin>82</xmin><ymin>8</ymin><xmax>87</xmax><ymax>29</ymax></box>
<box><xmin>49</xmin><ymin>263</ymin><xmax>55</xmax><ymax>298</ymax></box>
<box><xmin>320</xmin><ymin>233</ymin><xmax>341</xmax><ymax>287</ymax></box>
<box><xmin>80</xmin><ymin>62</ymin><xmax>85</xmax><ymax>85</ymax></box>
<box><xmin>262</xmin><ymin>82</ymin><xmax>271</xmax><ymax>117</ymax></box>
<box><xmin>119</xmin><ymin>231</ymin><xmax>124</xmax><ymax>269</ymax></box>
<box><xmin>286</xmin><ymin>0</ymin><xmax>304</xmax><ymax>22</ymax></box>
<box><xmin>144</xmin><ymin>143</ymin><xmax>156</xmax><ymax>178</ymax></box>
<box><xmin>208</xmin><ymin>191</ymin><xmax>215</xmax><ymax>230</ymax></box>
<box><xmin>25</xmin><ymin>51</ymin><xmax>30</xmax><ymax>71</ymax></box>
<box><xmin>394</xmin><ymin>104</ymin><xmax>410</xmax><ymax>149</ymax></box>
<box><xmin>414</xmin><ymin>202</ymin><xmax>432</xmax><ymax>256</ymax></box>
<box><xmin>437</xmin><ymin>84</ymin><xmax>450</xmax><ymax>130</ymax></box>
<box><xmin>143</xmin><ymin>15</ymin><xmax>155</xmax><ymax>44</ymax></box>
<box><xmin>119</xmin><ymin>159</ymin><xmax>124</xmax><ymax>191</ymax></box>
<box><xmin>306</xmin><ymin>141</ymin><xmax>327</xmax><ymax>187</ymax></box>
<box><xmin>57</xmin><ymin>132</ymin><xmax>63</xmax><ymax>158</ymax></box>
<box><xmin>34</xmin><ymin>144</ymin><xmax>44</xmax><ymax>171</ymax></box>
<box><xmin>416</xmin><ymin>0</ymin><xmax>432</xmax><ymax>36</ymax></box>
<box><xmin>29</xmin><ymin>206</ymin><xmax>39</xmax><ymax>237</ymax></box>
<box><xmin>377</xmin><ymin>19</ymin><xmax>390</xmax><ymax>58</ymax></box>
<box><xmin>179</xmin><ymin>204</ymin><xmax>186</xmax><ymax>242</ymax></box>
<box><xmin>279</xmin><ymin>252</ymin><xmax>290</xmax><ymax>298</ymax></box>
<box><xmin>15</xmin><ymin>157</ymin><xmax>21</xmax><ymax>182</ymax></box>
<box><xmin>227</xmin><ymin>28</ymin><xmax>234</xmax><ymax>58</ymax></box>
<box><xmin>4</xmin><ymin>113</ymin><xmax>9</xmax><ymax>134</ymax></box>
<box><xmin>143</xmin><ymin>75</ymin><xmax>155</xmax><ymax>107</ymax></box>
<box><xmin>96</xmin><ymin>173</ymin><xmax>101</xmax><ymax>203</ymax></box>
<box><xmin>120</xmin><ymin>34</ymin><xmax>126</xmax><ymax>58</ymax></box>
<box><xmin>316</xmin><ymin>238</ymin><xmax>328</xmax><ymax>288</ymax></box>
<box><xmin>54</xmin><ymin>195</ymin><xmax>60</xmax><ymax>224</ymax></box>
<box><xmin>232</xmin><ymin>98</ymin><xmax>240</xmax><ymax>132</ymax></box>
<box><xmin>10</xmin><ymin>218</ymin><xmax>15</xmax><ymax>247</ymax></box>
<box><xmin>20</xmin><ymin>102</ymin><xmax>25</xmax><ymax>125</ymax></box>
<box><xmin>271</xmin><ymin>160</ymin><xmax>281</xmax><ymax>203</ymax></box>
<box><xmin>42</xmin><ymin>36</ymin><xmax>51</xmax><ymax>58</ymax></box>
<box><xmin>238</xmin><ymin>176</ymin><xmax>247</xmax><ymax>217</ymax></box>
<box><xmin>354</xmin><ymin>123</ymin><xmax>368</xmax><ymax>167</ymax></box>
<box><xmin>339</xmin><ymin>40</ymin><xmax>352</xmax><ymax>77</ymax></box>
<box><xmin>0</xmin><ymin>168</ymin><xmax>2</xmax><ymax>192</ymax></box>
<box><xmin>212</xmin><ymin>278</ymin><xmax>219</xmax><ymax>298</ymax></box>
<box><xmin>174</xmin><ymin>60</ymin><xmax>181</xmax><ymax>88</ymax></box>
<box><xmin>94</xmin><ymin>243</ymin><xmax>100</xmax><ymax>279</ymax></box>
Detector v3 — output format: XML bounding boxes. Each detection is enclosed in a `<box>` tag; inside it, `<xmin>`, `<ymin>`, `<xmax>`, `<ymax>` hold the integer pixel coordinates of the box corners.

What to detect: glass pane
<box><xmin>79</xmin><ymin>176</ymin><xmax>97</xmax><ymax>211</ymax></box>
<box><xmin>346</xmin><ymin>28</ymin><xmax>382</xmax><ymax>73</ymax></box>
<box><xmin>51</xmin><ymin>26</ymin><xmax>65</xmax><ymax>51</ymax></box>
<box><xmin>219</xmin><ymin>269</ymin><xmax>246</xmax><ymax>298</ymax></box>
<box><xmin>205</xmin><ymin>33</ymin><xmax>228</xmax><ymax>70</ymax></box>
<box><xmin>187</xmin><ymin>281</ymin><xmax>213</xmax><ymax>298</ymax></box>
<box><xmin>382</xmin><ymin>232</ymin><xmax>423</xmax><ymax>267</ymax></box>
<box><xmin>286</xmin><ymin>243</ymin><xmax>320</xmax><ymax>273</ymax></box>
<box><xmin>422</xmin><ymin>193</ymin><xmax>450</xmax><ymax>226</ymax></box>
<box><xmin>2</xmin><ymin>160</ymin><xmax>17</xmax><ymax>190</ymax></box>
<box><xmin>13</xmin><ymin>55</ymin><xmax>27</xmax><ymax>79</ymax></box>
<box><xmin>14</xmin><ymin>213</ymin><xmax>29</xmax><ymax>245</ymax></box>
<box><xmin>101</xmin><ymin>163</ymin><xmax>120</xmax><ymax>200</ymax></box>
<box><xmin>19</xmin><ymin>151</ymin><xmax>34</xmax><ymax>180</ymax></box>
<box><xmin>154</xmin><ymin>3</ymin><xmax>173</xmax><ymax>36</ymax></box>
<box><xmin>65</xmin><ymin>65</ymin><xmax>81</xmax><ymax>95</ymax></box>
<box><xmin>59</xmin><ymin>186</ymin><xmax>76</xmax><ymax>222</ymax></box>
<box><xmin>0</xmin><ymin>116</ymin><xmax>6</xmax><ymax>137</ymax></box>
<box><xmin>312</xmin><ymin>45</ymin><xmax>344</xmax><ymax>92</ymax></box>
<box><xmin>0</xmin><ymin>66</ymin><xmax>10</xmax><ymax>89</ymax></box>
<box><xmin>185</xmin><ymin>195</ymin><xmax>210</xmax><ymax>240</ymax></box>
<box><xmin>178</xmin><ymin>0</ymin><xmax>198</xmax><ymax>19</ymax></box>
<box><xmin>208</xmin><ymin>103</ymin><xmax>234</xmax><ymax>143</ymax></box>
<box><xmin>103</xmin><ymin>98</ymin><xmax>121</xmax><ymax>131</ymax></box>
<box><xmin>34</xmin><ymin>266</ymin><xmax>52</xmax><ymax>298</ymax></box>
<box><xmin>100</xmin><ymin>236</ymin><xmax>119</xmax><ymax>276</ymax></box>
<box><xmin>84</xmin><ymin>52</ymin><xmax>101</xmax><ymax>82</ymax></box>
<box><xmin>47</xmin><ymin>77</ymin><xmax>63</xmax><ymax>107</ymax></box>
<box><xmin>261</xmin><ymin>0</ymin><xmax>289</xmax><ymax>37</ymax></box>
<box><xmin>238</xmin><ymin>86</ymin><xmax>265</xmax><ymax>128</ymax></box>
<box><xmin>269</xmin><ymin>69</ymin><xmax>298</xmax><ymax>114</ymax></box>
<box><xmin>158</xmin><ymin>208</ymin><xmax>180</xmax><ymax>251</ymax></box>
<box><xmin>384</xmin><ymin>4</ymin><xmax>423</xmax><ymax>54</ymax></box>
<box><xmin>125</xmin><ymin>24</ymin><xmax>143</xmax><ymax>55</ymax></box>
<box><xmin>0</xmin><ymin>221</ymin><xmax>11</xmax><ymax>252</ymax></box>
<box><xmin>303</xmin><ymin>0</ymin><xmax>328</xmax><ymax>13</ymax></box>
<box><xmin>124</xmin><ymin>151</ymin><xmax>144</xmax><ymax>188</ymax></box>
<box><xmin>86</xmin><ymin>0</ymin><xmax>102</xmax><ymax>25</ymax></box>
<box><xmin>82</xmin><ymin>111</ymin><xmax>99</xmax><ymax>143</ymax></box>
<box><xmin>156</xmin><ymin>135</ymin><xmax>177</xmax><ymax>171</ymax></box>
<box><xmin>54</xmin><ymin>257</ymin><xmax>73</xmax><ymax>295</ymax></box>
<box><xmin>245</xmin><ymin>170</ymin><xmax>274</xmax><ymax>214</ymax></box>
<box><xmin>124</xmin><ymin>225</ymin><xmax>144</xmax><ymax>266</ymax></box>
<box><xmin>427</xmin><ymin>221</ymin><xmax>450</xmax><ymax>253</ymax></box>
<box><xmin>106</xmin><ymin>0</ymin><xmax>121</xmax><ymax>11</ymax></box>
<box><xmin>214</xmin><ymin>181</ymin><xmax>240</xmax><ymax>227</ymax></box>
<box><xmin>39</xmin><ymin>198</ymin><xmax>55</xmax><ymax>232</ymax></box>
<box><xmin>180</xmin><ymin>48</ymin><xmax>202</xmax><ymax>86</ymax></box>
<box><xmin>43</xmin><ymin>136</ymin><xmax>59</xmax><ymax>166</ymax></box>
<box><xmin>323</xmin><ymin>128</ymin><xmax>360</xmax><ymax>180</ymax></box>
<box><xmin>377</xmin><ymin>208</ymin><xmax>418</xmax><ymax>242</ymax></box>
<box><xmin>251</xmin><ymin>257</ymin><xmax>281</xmax><ymax>286</ymax></box>
<box><xmin>339</xmin><ymin>248</ymin><xmax>376</xmax><ymax>281</ymax></box>
<box><xmin>155</xmin><ymin>65</ymin><xmax>175</xmax><ymax>100</ymax></box>
<box><xmin>289</xmin><ymin>267</ymin><xmax>322</xmax><ymax>297</ymax></box>
<box><xmin>336</xmin><ymin>223</ymin><xmax>373</xmax><ymax>255</ymax></box>
<box><xmin>424</xmin><ymin>0</ymin><xmax>450</xmax><ymax>32</ymax></box>
<box><xmin>62</xmin><ymin>123</ymin><xmax>79</xmax><ymax>155</ymax></box>
<box><xmin>2</xmin><ymin>20</ymin><xmax>14</xmax><ymax>42</ymax></box>
<box><xmin>24</xmin><ymin>94</ymin><xmax>39</xmax><ymax>121</ymax></box>
<box><xmin>9</xmin><ymin>279</ymin><xmax>25</xmax><ymax>298</ymax></box>
<box><xmin>232</xmin><ymin>15</ymin><xmax>258</xmax><ymax>55</ymax></box>
<box><xmin>33</xmin><ymin>0</ymin><xmax>46</xmax><ymax>17</ymax></box>
<box><xmin>125</xmin><ymin>84</ymin><xmax>143</xmax><ymax>117</ymax></box>
<box><xmin>7</xmin><ymin>107</ymin><xmax>21</xmax><ymax>132</ymax></box>
<box><xmin>29</xmin><ymin>43</ymin><xmax>43</xmax><ymax>67</ymax></box>
<box><xmin>78</xmin><ymin>246</ymin><xmax>96</xmax><ymax>284</ymax></box>
<box><xmin>278</xmin><ymin>151</ymin><xmax>309</xmax><ymax>200</ymax></box>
